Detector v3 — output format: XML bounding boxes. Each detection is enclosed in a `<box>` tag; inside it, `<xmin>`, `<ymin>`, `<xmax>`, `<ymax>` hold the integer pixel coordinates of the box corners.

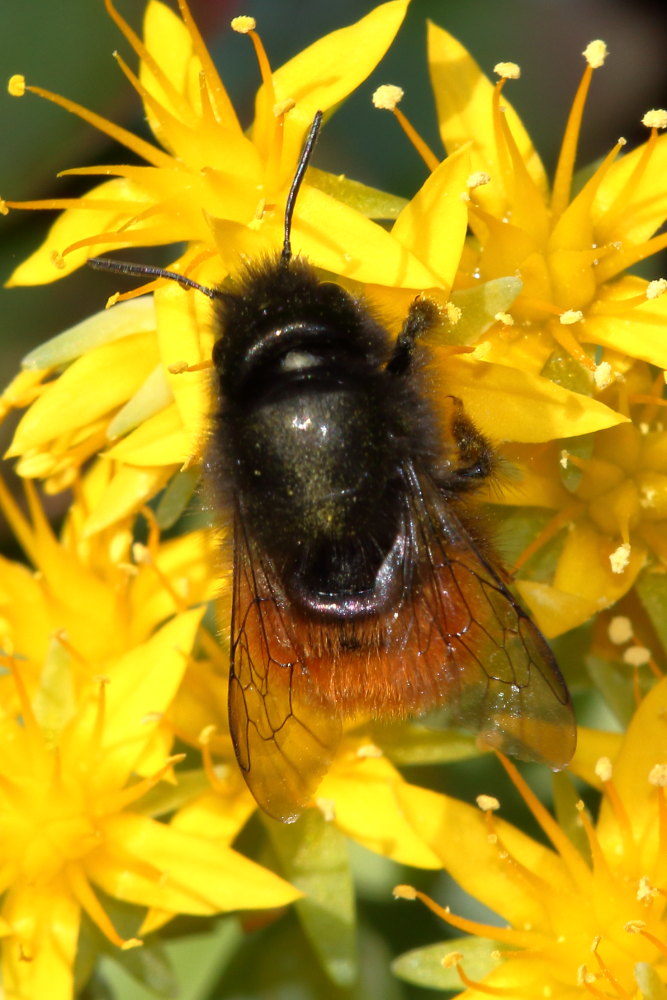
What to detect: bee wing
<box><xmin>228</xmin><ymin>515</ymin><xmax>342</xmax><ymax>823</ymax></box>
<box><xmin>401</xmin><ymin>464</ymin><xmax>576</xmax><ymax>767</ymax></box>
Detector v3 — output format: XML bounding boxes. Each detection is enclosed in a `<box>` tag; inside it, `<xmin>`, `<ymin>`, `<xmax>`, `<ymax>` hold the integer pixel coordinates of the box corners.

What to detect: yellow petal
<box><xmin>553</xmin><ymin>520</ymin><xmax>647</xmax><ymax>608</ymax></box>
<box><xmin>83</xmin><ymin>462</ymin><xmax>175</xmax><ymax>535</ymax></box>
<box><xmin>1</xmin><ymin>878</ymin><xmax>79</xmax><ymax>1000</ymax></box>
<box><xmin>427</xmin><ymin>23</ymin><xmax>547</xmax><ymax>217</ymax></box>
<box><xmin>266</xmin><ymin>1</ymin><xmax>409</xmax><ymax>167</ymax></box>
<box><xmin>596</xmin><ymin>675</ymin><xmax>667</xmax><ymax>846</ymax></box>
<box><xmin>73</xmin><ymin>609</ymin><xmax>203</xmax><ymax>782</ymax></box>
<box><xmin>568</xmin><ymin>726</ymin><xmax>623</xmax><ymax>789</ymax></box>
<box><xmin>397</xmin><ymin>781</ymin><xmax>565</xmax><ymax>927</ymax></box>
<box><xmin>292</xmin><ymin>185</ymin><xmax>440</xmax><ymax>288</ymax></box>
<box><xmin>128</xmin><ymin>530</ymin><xmax>218</xmax><ymax>639</ymax></box>
<box><xmin>391</xmin><ymin>146</ymin><xmax>470</xmax><ymax>290</ymax></box>
<box><xmin>594</xmin><ymin>131</ymin><xmax>667</xmax><ymax>245</ymax></box>
<box><xmin>515</xmin><ymin>580</ymin><xmax>600</xmax><ymax>638</ymax></box>
<box><xmin>439</xmin><ymin>353</ymin><xmax>628</xmax><ymax>443</ymax></box>
<box><xmin>21</xmin><ymin>297</ymin><xmax>157</xmax><ymax>371</ymax></box>
<box><xmin>7</xmin><ymin>179</ymin><xmax>152</xmax><ymax>285</ymax></box>
<box><xmin>142</xmin><ymin>0</ymin><xmax>241</xmax><ymax>138</ymax></box>
<box><xmin>89</xmin><ymin>812</ymin><xmax>301</xmax><ymax>912</ymax></box>
<box><xmin>155</xmin><ymin>284</ymin><xmax>213</xmax><ymax>441</ymax></box>
<box><xmin>586</xmin><ymin>275</ymin><xmax>667</xmax><ymax>369</ymax></box>
<box><xmin>318</xmin><ymin>750</ymin><xmax>441</xmax><ymax>869</ymax></box>
<box><xmin>169</xmin><ymin>788</ymin><xmax>256</xmax><ymax>847</ymax></box>
<box><xmin>8</xmin><ymin>333</ymin><xmax>159</xmax><ymax>456</ymax></box>
<box><xmin>104</xmin><ymin>403</ymin><xmax>194</xmax><ymax>466</ymax></box>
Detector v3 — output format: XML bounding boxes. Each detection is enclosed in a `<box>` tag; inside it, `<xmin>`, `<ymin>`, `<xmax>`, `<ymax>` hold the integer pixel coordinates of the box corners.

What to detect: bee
<box><xmin>92</xmin><ymin>112</ymin><xmax>576</xmax><ymax>824</ymax></box>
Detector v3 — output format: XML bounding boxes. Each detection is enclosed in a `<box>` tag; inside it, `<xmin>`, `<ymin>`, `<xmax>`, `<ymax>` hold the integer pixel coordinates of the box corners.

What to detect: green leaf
<box><xmin>635</xmin><ymin>961</ymin><xmax>667</xmax><ymax>999</ymax></box>
<box><xmin>155</xmin><ymin>466</ymin><xmax>202</xmax><ymax>530</ymax></box>
<box><xmin>216</xmin><ymin>910</ymin><xmax>403</xmax><ymax>999</ymax></box>
<box><xmin>552</xmin><ymin>771</ymin><xmax>590</xmax><ymax>862</ymax></box>
<box><xmin>445</xmin><ymin>277</ymin><xmax>523</xmax><ymax>345</ymax></box>
<box><xmin>308</xmin><ymin>167</ymin><xmax>407</xmax><ymax>219</ymax></box>
<box><xmin>540</xmin><ymin>348</ymin><xmax>595</xmax><ymax>396</ymax></box>
<box><xmin>96</xmin><ymin>918</ymin><xmax>243</xmax><ymax>1000</ymax></box>
<box><xmin>372</xmin><ymin>721</ymin><xmax>479</xmax><ymax>764</ymax></box>
<box><xmin>76</xmin><ymin>900</ymin><xmax>177</xmax><ymax>999</ymax></box>
<box><xmin>107</xmin><ymin>364</ymin><xmax>174</xmax><ymax>441</ymax></box>
<box><xmin>636</xmin><ymin>570</ymin><xmax>667</xmax><ymax>657</ymax></box>
<box><xmin>265</xmin><ymin>809</ymin><xmax>357</xmax><ymax>987</ymax></box>
<box><xmin>21</xmin><ymin>297</ymin><xmax>156</xmax><ymax>370</ymax></box>
<box><xmin>585</xmin><ymin>655</ymin><xmax>635</xmax><ymax>727</ymax></box>
<box><xmin>137</xmin><ymin>768</ymin><xmax>211</xmax><ymax>819</ymax></box>
<box><xmin>392</xmin><ymin>935</ymin><xmax>503</xmax><ymax>990</ymax></box>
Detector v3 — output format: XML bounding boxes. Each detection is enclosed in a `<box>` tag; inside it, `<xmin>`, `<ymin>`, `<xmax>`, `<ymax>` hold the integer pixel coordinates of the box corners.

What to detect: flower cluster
<box><xmin>2</xmin><ymin>0</ymin><xmax>666</xmax><ymax>997</ymax></box>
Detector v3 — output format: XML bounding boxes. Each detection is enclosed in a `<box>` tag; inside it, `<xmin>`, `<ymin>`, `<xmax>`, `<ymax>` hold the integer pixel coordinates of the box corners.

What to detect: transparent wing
<box><xmin>393</xmin><ymin>463</ymin><xmax>576</xmax><ymax>766</ymax></box>
<box><xmin>228</xmin><ymin>516</ymin><xmax>341</xmax><ymax>823</ymax></box>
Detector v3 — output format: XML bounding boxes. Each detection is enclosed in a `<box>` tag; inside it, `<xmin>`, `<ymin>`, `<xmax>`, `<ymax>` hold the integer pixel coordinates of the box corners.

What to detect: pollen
<box><xmin>7</xmin><ymin>73</ymin><xmax>25</xmax><ymax>96</ymax></box>
<box><xmin>467</xmin><ymin>171</ymin><xmax>491</xmax><ymax>189</ymax></box>
<box><xmin>372</xmin><ymin>84</ymin><xmax>404</xmax><ymax>110</ymax></box>
<box><xmin>594</xmin><ymin>756</ymin><xmax>613</xmax><ymax>782</ymax></box>
<box><xmin>648</xmin><ymin>764</ymin><xmax>667</xmax><ymax>787</ymax></box>
<box><xmin>231</xmin><ymin>15</ymin><xmax>257</xmax><ymax>34</ymax></box>
<box><xmin>494</xmin><ymin>311</ymin><xmax>514</xmax><ymax>326</ymax></box>
<box><xmin>608</xmin><ymin>615</ymin><xmax>633</xmax><ymax>645</ymax></box>
<box><xmin>646</xmin><ymin>277</ymin><xmax>667</xmax><ymax>299</ymax></box>
<box><xmin>642</xmin><ymin>109</ymin><xmax>667</xmax><ymax>130</ymax></box>
<box><xmin>637</xmin><ymin>876</ymin><xmax>660</xmax><ymax>901</ymax></box>
<box><xmin>622</xmin><ymin>646</ymin><xmax>651</xmax><ymax>668</ymax></box>
<box><xmin>559</xmin><ymin>309</ymin><xmax>584</xmax><ymax>325</ymax></box>
<box><xmin>609</xmin><ymin>542</ymin><xmax>631</xmax><ymax>574</ymax></box>
<box><xmin>476</xmin><ymin>794</ymin><xmax>500</xmax><ymax>812</ymax></box>
<box><xmin>442</xmin><ymin>951</ymin><xmax>464</xmax><ymax>968</ymax></box>
<box><xmin>582</xmin><ymin>40</ymin><xmax>608</xmax><ymax>69</ymax></box>
<box><xmin>446</xmin><ymin>302</ymin><xmax>462</xmax><ymax>325</ymax></box>
<box><xmin>593</xmin><ymin>361</ymin><xmax>613</xmax><ymax>389</ymax></box>
<box><xmin>493</xmin><ymin>62</ymin><xmax>521</xmax><ymax>80</ymax></box>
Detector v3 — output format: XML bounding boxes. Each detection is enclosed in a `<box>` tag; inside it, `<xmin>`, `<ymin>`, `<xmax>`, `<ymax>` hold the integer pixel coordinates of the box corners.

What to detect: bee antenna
<box><xmin>87</xmin><ymin>257</ymin><xmax>220</xmax><ymax>299</ymax></box>
<box><xmin>281</xmin><ymin>110</ymin><xmax>323</xmax><ymax>266</ymax></box>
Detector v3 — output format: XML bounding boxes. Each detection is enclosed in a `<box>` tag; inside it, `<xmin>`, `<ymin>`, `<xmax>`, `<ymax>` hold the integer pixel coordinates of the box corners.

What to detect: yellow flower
<box><xmin>393</xmin><ymin>679</ymin><xmax>667</xmax><ymax>997</ymax></box>
<box><xmin>0</xmin><ymin>558</ymin><xmax>299</xmax><ymax>1000</ymax></box>
<box><xmin>426</xmin><ymin>29</ymin><xmax>667</xmax><ymax>376</ymax></box>
<box><xmin>2</xmin><ymin>0</ymin><xmax>434</xmax><ymax>516</ymax></box>
<box><xmin>5</xmin><ymin>0</ymin><xmax>418</xmax><ymax>288</ymax></box>
<box><xmin>491</xmin><ymin>362</ymin><xmax>667</xmax><ymax>636</ymax></box>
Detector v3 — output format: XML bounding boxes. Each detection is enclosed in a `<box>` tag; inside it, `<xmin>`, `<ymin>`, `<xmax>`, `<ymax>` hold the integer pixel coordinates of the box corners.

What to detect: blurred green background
<box><xmin>0</xmin><ymin>2</ymin><xmax>665</xmax><ymax>997</ymax></box>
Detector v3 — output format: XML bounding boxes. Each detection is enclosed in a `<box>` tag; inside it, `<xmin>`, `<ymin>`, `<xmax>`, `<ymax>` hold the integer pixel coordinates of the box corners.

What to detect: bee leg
<box><xmin>445</xmin><ymin>395</ymin><xmax>496</xmax><ymax>486</ymax></box>
<box><xmin>386</xmin><ymin>297</ymin><xmax>440</xmax><ymax>376</ymax></box>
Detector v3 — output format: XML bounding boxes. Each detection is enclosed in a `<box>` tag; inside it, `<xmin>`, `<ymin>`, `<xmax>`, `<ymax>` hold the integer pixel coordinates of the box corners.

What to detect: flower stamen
<box><xmin>513</xmin><ymin>501</ymin><xmax>582</xmax><ymax>572</ymax></box>
<box><xmin>65</xmin><ymin>862</ymin><xmax>143</xmax><ymax>950</ymax></box>
<box><xmin>551</xmin><ymin>41</ymin><xmax>607</xmax><ymax>218</ymax></box>
<box><xmin>498</xmin><ymin>754</ymin><xmax>591</xmax><ymax>888</ymax></box>
<box><xmin>10</xmin><ymin>81</ymin><xmax>172</xmax><ymax>169</ymax></box>
<box><xmin>393</xmin><ymin>885</ymin><xmax>538</xmax><ymax>949</ymax></box>
<box><xmin>372</xmin><ymin>85</ymin><xmax>440</xmax><ymax>171</ymax></box>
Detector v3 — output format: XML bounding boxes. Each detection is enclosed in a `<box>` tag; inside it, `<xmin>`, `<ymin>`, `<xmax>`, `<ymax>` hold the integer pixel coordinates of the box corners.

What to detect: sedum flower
<box><xmin>502</xmin><ymin>362</ymin><xmax>667</xmax><ymax>636</ymax></box>
<box><xmin>372</xmin><ymin>27</ymin><xmax>667</xmax><ymax>635</ymax></box>
<box><xmin>0</xmin><ymin>489</ymin><xmax>299</xmax><ymax>1000</ymax></box>
<box><xmin>425</xmin><ymin>29</ymin><xmax>667</xmax><ymax>376</ymax></box>
<box><xmin>2</xmin><ymin>0</ymin><xmax>430</xmax><ymax>516</ymax></box>
<box><xmin>393</xmin><ymin>678</ymin><xmax>667</xmax><ymax>998</ymax></box>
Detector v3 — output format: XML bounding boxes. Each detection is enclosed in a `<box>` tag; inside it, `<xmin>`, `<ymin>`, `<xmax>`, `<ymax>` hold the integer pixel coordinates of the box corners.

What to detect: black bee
<box><xmin>92</xmin><ymin>112</ymin><xmax>575</xmax><ymax>824</ymax></box>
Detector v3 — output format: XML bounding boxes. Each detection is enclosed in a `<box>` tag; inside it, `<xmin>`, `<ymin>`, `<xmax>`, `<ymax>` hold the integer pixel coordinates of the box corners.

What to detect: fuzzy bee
<box><xmin>92</xmin><ymin>112</ymin><xmax>575</xmax><ymax>823</ymax></box>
